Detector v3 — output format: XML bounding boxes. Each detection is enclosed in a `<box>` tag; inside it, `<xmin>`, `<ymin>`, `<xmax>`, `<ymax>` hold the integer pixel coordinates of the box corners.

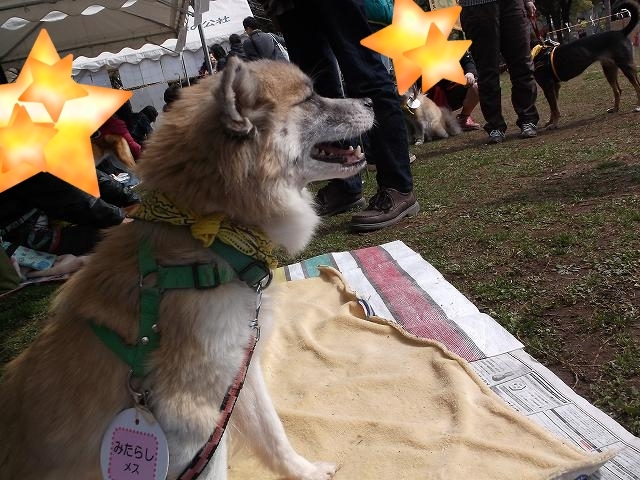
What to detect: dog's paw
<box><xmin>632</xmin><ymin>106</ymin><xmax>640</xmax><ymax>113</ymax></box>
<box><xmin>298</xmin><ymin>461</ymin><xmax>337</xmax><ymax>480</ymax></box>
<box><xmin>414</xmin><ymin>139</ymin><xmax>423</xmax><ymax>146</ymax></box>
<box><xmin>606</xmin><ymin>107</ymin><xmax>619</xmax><ymax>113</ymax></box>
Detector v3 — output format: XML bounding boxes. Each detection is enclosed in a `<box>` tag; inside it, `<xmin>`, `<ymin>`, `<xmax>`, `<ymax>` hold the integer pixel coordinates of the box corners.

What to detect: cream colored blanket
<box><xmin>229</xmin><ymin>267</ymin><xmax>613</xmax><ymax>479</ymax></box>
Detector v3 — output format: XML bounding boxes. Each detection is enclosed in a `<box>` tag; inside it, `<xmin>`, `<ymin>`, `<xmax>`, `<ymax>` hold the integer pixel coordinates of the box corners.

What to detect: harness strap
<box><xmin>91</xmin><ymin>238</ymin><xmax>271</xmax><ymax>378</ymax></box>
<box><xmin>549</xmin><ymin>47</ymin><xmax>562</xmax><ymax>82</ymax></box>
<box><xmin>91</xmin><ymin>239</ymin><xmax>161</xmax><ymax>378</ymax></box>
<box><xmin>177</xmin><ymin>333</ymin><xmax>258</xmax><ymax>480</ymax></box>
<box><xmin>157</xmin><ymin>263</ymin><xmax>229</xmax><ymax>290</ymax></box>
<box><xmin>210</xmin><ymin>238</ymin><xmax>272</xmax><ymax>289</ymax></box>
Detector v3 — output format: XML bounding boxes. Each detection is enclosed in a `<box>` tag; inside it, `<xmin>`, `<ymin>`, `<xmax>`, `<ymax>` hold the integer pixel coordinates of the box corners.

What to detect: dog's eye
<box><xmin>296</xmin><ymin>91</ymin><xmax>315</xmax><ymax>106</ymax></box>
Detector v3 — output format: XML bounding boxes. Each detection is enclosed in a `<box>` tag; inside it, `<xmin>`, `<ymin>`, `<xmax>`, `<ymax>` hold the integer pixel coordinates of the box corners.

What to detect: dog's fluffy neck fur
<box><xmin>137</xmin><ymin>67</ymin><xmax>321</xmax><ymax>255</ymax></box>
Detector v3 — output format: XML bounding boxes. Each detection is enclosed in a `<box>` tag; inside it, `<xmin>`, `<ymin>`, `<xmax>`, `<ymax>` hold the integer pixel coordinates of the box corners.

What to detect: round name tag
<box><xmin>100</xmin><ymin>407</ymin><xmax>169</xmax><ymax>480</ymax></box>
<box><xmin>409</xmin><ymin>99</ymin><xmax>421</xmax><ymax>109</ymax></box>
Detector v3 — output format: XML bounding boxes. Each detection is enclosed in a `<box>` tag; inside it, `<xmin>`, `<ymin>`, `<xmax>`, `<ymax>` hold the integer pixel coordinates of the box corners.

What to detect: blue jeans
<box><xmin>278</xmin><ymin>0</ymin><xmax>413</xmax><ymax>195</ymax></box>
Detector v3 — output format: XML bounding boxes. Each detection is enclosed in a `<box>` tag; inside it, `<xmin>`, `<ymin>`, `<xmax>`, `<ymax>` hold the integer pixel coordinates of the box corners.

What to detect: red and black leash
<box><xmin>529</xmin><ymin>11</ymin><xmax>544</xmax><ymax>42</ymax></box>
<box><xmin>177</xmin><ymin>332</ymin><xmax>258</xmax><ymax>479</ymax></box>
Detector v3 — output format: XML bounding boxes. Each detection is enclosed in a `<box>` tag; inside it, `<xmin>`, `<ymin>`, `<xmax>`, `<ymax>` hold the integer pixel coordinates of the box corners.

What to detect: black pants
<box><xmin>461</xmin><ymin>0</ymin><xmax>539</xmax><ymax>132</ymax></box>
<box><xmin>278</xmin><ymin>0</ymin><xmax>413</xmax><ymax>194</ymax></box>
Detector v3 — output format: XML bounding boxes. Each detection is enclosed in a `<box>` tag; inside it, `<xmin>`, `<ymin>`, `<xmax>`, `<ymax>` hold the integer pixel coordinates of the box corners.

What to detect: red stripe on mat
<box><xmin>352</xmin><ymin>246</ymin><xmax>483</xmax><ymax>361</ymax></box>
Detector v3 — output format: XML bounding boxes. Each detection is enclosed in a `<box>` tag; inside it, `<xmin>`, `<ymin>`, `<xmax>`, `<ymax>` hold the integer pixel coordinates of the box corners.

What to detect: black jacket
<box><xmin>242</xmin><ymin>30</ymin><xmax>286</xmax><ymax>61</ymax></box>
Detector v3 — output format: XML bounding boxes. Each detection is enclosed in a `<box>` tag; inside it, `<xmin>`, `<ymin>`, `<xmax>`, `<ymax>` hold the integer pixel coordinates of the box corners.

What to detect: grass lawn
<box><xmin>2</xmin><ymin>58</ymin><xmax>639</xmax><ymax>436</ymax></box>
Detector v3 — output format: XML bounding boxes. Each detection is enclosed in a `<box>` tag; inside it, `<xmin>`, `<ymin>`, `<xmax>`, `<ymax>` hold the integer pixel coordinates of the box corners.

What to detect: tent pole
<box><xmin>181</xmin><ymin>55</ymin><xmax>190</xmax><ymax>86</ymax></box>
<box><xmin>198</xmin><ymin>24</ymin><xmax>214</xmax><ymax>74</ymax></box>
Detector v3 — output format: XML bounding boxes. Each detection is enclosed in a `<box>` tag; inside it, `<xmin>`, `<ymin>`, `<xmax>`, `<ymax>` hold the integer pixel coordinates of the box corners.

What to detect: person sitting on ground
<box><xmin>129</xmin><ymin>105</ymin><xmax>158</xmax><ymax>145</ymax></box>
<box><xmin>426</xmin><ymin>41</ymin><xmax>481</xmax><ymax>131</ymax></box>
<box><xmin>0</xmin><ymin>171</ymin><xmax>138</xmax><ymax>256</ymax></box>
<box><xmin>98</xmin><ymin>101</ymin><xmax>142</xmax><ymax>160</ymax></box>
<box><xmin>242</xmin><ymin>16</ymin><xmax>288</xmax><ymax>61</ymax></box>
<box><xmin>228</xmin><ymin>33</ymin><xmax>248</xmax><ymax>60</ymax></box>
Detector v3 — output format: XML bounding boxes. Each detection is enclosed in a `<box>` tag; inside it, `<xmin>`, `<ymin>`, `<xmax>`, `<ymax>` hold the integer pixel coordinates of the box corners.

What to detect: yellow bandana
<box><xmin>531</xmin><ymin>44</ymin><xmax>543</xmax><ymax>59</ymax></box>
<box><xmin>130</xmin><ymin>191</ymin><xmax>278</xmax><ymax>268</ymax></box>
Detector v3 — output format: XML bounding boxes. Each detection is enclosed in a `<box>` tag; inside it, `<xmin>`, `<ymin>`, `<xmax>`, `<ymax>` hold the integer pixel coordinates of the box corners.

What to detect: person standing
<box><xmin>260</xmin><ymin>0</ymin><xmax>419</xmax><ymax>232</ymax></box>
<box><xmin>458</xmin><ymin>0</ymin><xmax>540</xmax><ymax>143</ymax></box>
<box><xmin>242</xmin><ymin>16</ymin><xmax>288</xmax><ymax>61</ymax></box>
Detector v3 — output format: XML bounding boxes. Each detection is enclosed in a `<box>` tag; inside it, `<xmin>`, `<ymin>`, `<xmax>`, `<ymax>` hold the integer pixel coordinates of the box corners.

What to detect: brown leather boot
<box><xmin>350</xmin><ymin>188</ymin><xmax>419</xmax><ymax>232</ymax></box>
<box><xmin>315</xmin><ymin>183</ymin><xmax>366</xmax><ymax>217</ymax></box>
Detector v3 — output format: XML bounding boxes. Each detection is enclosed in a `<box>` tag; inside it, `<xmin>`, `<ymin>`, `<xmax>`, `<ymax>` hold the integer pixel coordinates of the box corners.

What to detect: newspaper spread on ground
<box><xmin>280</xmin><ymin>240</ymin><xmax>640</xmax><ymax>480</ymax></box>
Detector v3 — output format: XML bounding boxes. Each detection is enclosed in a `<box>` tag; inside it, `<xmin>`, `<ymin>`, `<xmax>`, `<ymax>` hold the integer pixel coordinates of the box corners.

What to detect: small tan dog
<box><xmin>0</xmin><ymin>57</ymin><xmax>374</xmax><ymax>479</ymax></box>
<box><xmin>91</xmin><ymin>132</ymin><xmax>137</xmax><ymax>170</ymax></box>
<box><xmin>402</xmin><ymin>84</ymin><xmax>462</xmax><ymax>144</ymax></box>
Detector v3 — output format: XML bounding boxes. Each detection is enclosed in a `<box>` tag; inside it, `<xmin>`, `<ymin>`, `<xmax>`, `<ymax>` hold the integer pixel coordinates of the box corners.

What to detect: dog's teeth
<box><xmin>348</xmin><ymin>146</ymin><xmax>354</xmax><ymax>151</ymax></box>
<box><xmin>355</xmin><ymin>145</ymin><xmax>364</xmax><ymax>159</ymax></box>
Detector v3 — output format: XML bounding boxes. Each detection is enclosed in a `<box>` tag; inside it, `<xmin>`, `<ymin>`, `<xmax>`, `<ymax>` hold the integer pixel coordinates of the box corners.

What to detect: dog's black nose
<box><xmin>362</xmin><ymin>98</ymin><xmax>374</xmax><ymax>109</ymax></box>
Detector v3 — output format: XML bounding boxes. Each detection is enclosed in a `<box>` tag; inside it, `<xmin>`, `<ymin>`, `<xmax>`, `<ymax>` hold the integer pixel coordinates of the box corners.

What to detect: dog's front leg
<box><xmin>541</xmin><ymin>80</ymin><xmax>561</xmax><ymax>129</ymax></box>
<box><xmin>199</xmin><ymin>431</ymin><xmax>229</xmax><ymax>480</ymax></box>
<box><xmin>233</xmin><ymin>361</ymin><xmax>336</xmax><ymax>479</ymax></box>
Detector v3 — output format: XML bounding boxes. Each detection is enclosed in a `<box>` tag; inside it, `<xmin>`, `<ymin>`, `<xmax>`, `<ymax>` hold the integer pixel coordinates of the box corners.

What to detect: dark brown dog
<box><xmin>532</xmin><ymin>0</ymin><xmax>640</xmax><ymax>129</ymax></box>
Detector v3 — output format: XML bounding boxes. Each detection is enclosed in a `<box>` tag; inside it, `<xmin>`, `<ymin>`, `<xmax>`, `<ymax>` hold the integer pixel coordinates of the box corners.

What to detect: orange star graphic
<box><xmin>19</xmin><ymin>55</ymin><xmax>88</xmax><ymax>123</ymax></box>
<box><xmin>0</xmin><ymin>105</ymin><xmax>57</xmax><ymax>179</ymax></box>
<box><xmin>0</xmin><ymin>29</ymin><xmax>131</xmax><ymax>196</ymax></box>
<box><xmin>360</xmin><ymin>1</ymin><xmax>469</xmax><ymax>94</ymax></box>
<box><xmin>404</xmin><ymin>24</ymin><xmax>471</xmax><ymax>92</ymax></box>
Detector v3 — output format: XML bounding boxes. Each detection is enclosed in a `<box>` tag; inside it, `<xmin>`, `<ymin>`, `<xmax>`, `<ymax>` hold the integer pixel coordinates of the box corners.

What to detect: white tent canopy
<box><xmin>72</xmin><ymin>0</ymin><xmax>252</xmax><ymax>73</ymax></box>
<box><xmin>70</xmin><ymin>0</ymin><xmax>252</xmax><ymax>113</ymax></box>
<box><xmin>0</xmin><ymin>0</ymin><xmax>194</xmax><ymax>67</ymax></box>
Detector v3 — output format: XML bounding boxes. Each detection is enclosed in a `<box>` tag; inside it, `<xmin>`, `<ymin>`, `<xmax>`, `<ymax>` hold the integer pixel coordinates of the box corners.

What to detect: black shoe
<box><xmin>350</xmin><ymin>188</ymin><xmax>419</xmax><ymax>232</ymax></box>
<box><xmin>315</xmin><ymin>183</ymin><xmax>366</xmax><ymax>217</ymax></box>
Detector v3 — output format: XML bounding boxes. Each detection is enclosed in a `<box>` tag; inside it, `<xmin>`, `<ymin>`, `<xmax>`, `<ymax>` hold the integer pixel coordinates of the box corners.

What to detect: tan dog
<box><xmin>402</xmin><ymin>85</ymin><xmax>462</xmax><ymax>144</ymax></box>
<box><xmin>91</xmin><ymin>132</ymin><xmax>137</xmax><ymax>170</ymax></box>
<box><xmin>0</xmin><ymin>57</ymin><xmax>374</xmax><ymax>479</ymax></box>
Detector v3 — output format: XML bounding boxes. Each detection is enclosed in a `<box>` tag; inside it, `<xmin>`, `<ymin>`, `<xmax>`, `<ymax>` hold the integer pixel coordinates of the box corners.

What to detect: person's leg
<box><xmin>301</xmin><ymin>0</ymin><xmax>417</xmax><ymax>230</ymax></box>
<box><xmin>283</xmin><ymin>0</ymin><xmax>417</xmax><ymax>229</ymax></box>
<box><xmin>278</xmin><ymin>5</ymin><xmax>364</xmax><ymax>216</ymax></box>
<box><xmin>461</xmin><ymin>3</ymin><xmax>506</xmax><ymax>137</ymax></box>
<box><xmin>278</xmin><ymin>8</ymin><xmax>343</xmax><ymax>99</ymax></box>
<box><xmin>499</xmin><ymin>0</ymin><xmax>539</xmax><ymax>131</ymax></box>
<box><xmin>457</xmin><ymin>83</ymin><xmax>481</xmax><ymax>130</ymax></box>
<box><xmin>306</xmin><ymin>0</ymin><xmax>413</xmax><ymax>194</ymax></box>
<box><xmin>460</xmin><ymin>84</ymin><xmax>479</xmax><ymax>117</ymax></box>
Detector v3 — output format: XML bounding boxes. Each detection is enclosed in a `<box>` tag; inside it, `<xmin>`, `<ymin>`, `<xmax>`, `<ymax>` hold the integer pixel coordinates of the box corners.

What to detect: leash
<box><xmin>177</xmin><ymin>283</ymin><xmax>264</xmax><ymax>480</ymax></box>
<box><xmin>529</xmin><ymin>12</ymin><xmax>544</xmax><ymax>43</ymax></box>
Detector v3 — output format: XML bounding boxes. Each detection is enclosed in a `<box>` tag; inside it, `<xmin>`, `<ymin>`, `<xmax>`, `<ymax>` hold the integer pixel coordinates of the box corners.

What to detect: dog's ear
<box><xmin>217</xmin><ymin>56</ymin><xmax>259</xmax><ymax>137</ymax></box>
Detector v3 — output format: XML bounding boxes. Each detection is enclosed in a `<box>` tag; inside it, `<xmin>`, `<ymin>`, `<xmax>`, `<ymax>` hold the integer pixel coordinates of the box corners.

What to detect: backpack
<box><xmin>249</xmin><ymin>32</ymin><xmax>289</xmax><ymax>62</ymax></box>
<box><xmin>269</xmin><ymin>34</ymin><xmax>290</xmax><ymax>62</ymax></box>
<box><xmin>365</xmin><ymin>0</ymin><xmax>394</xmax><ymax>26</ymax></box>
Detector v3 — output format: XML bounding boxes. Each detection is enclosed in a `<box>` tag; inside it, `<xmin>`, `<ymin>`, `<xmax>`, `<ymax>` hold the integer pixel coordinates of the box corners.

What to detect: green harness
<box><xmin>90</xmin><ymin>237</ymin><xmax>271</xmax><ymax>378</ymax></box>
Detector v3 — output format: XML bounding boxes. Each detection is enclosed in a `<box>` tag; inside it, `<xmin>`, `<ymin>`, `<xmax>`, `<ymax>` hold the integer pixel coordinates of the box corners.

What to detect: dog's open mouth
<box><xmin>311</xmin><ymin>143</ymin><xmax>365</xmax><ymax>165</ymax></box>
